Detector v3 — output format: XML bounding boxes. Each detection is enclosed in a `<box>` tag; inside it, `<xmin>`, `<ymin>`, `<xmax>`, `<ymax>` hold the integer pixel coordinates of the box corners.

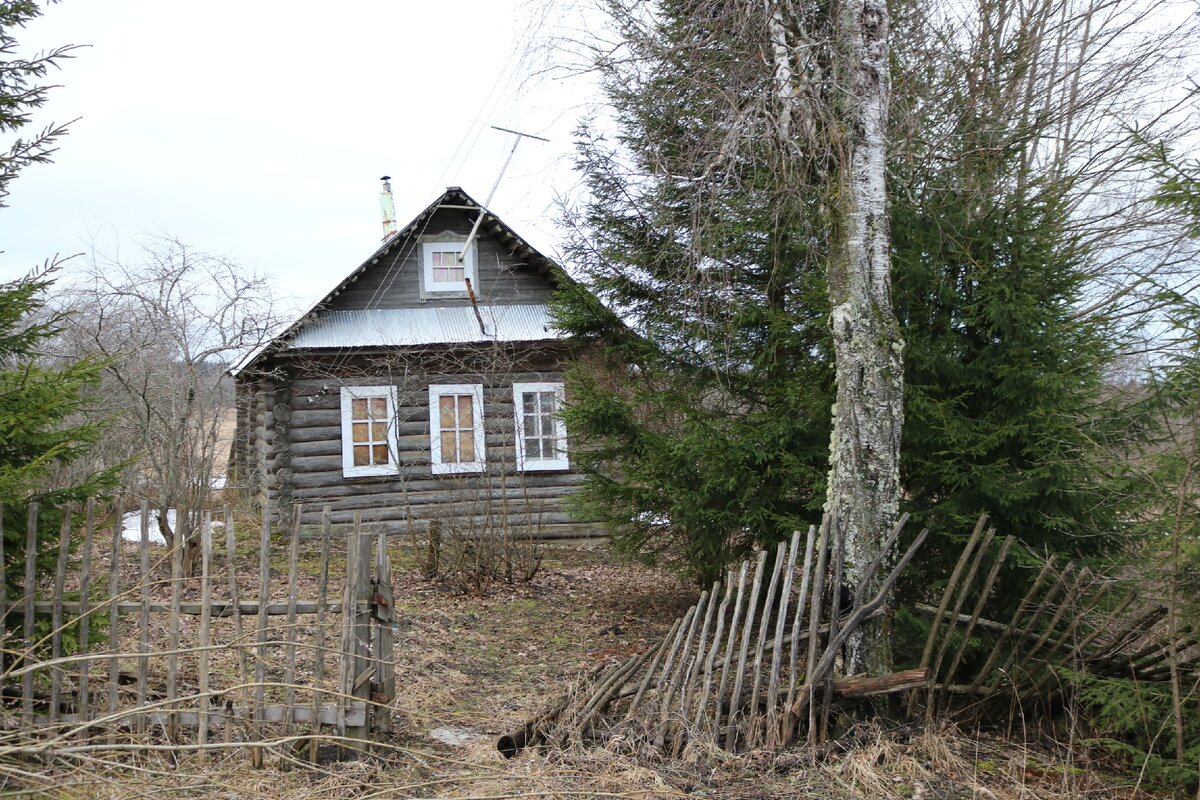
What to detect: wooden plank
<box><xmin>725</xmin><ymin>549</ymin><xmax>767</xmax><ymax>750</ymax></box>
<box><xmin>940</xmin><ymin>534</ymin><xmax>1015</xmax><ymax>711</ymax></box>
<box><xmin>924</xmin><ymin>525</ymin><xmax>996</xmax><ymax>719</ymax></box>
<box><xmin>337</xmin><ymin>517</ymin><xmax>356</xmax><ymax>738</ymax></box>
<box><xmin>25</xmin><ymin>702</ymin><xmax>367</xmax><ymax>729</ymax></box>
<box><xmin>693</xmin><ymin>574</ymin><xmax>734</xmax><ymax>732</ymax></box>
<box><xmin>309</xmin><ymin>506</ymin><xmax>332</xmax><ymax>762</ymax></box>
<box><xmin>347</xmin><ymin>515</ymin><xmax>373</xmax><ymax>744</ymax></box>
<box><xmin>965</xmin><ymin>556</ymin><xmax>1058</xmax><ymax>696</ymax></box>
<box><xmin>136</xmin><ymin>501</ymin><xmax>151</xmax><ymax>735</ymax></box>
<box><xmin>197</xmin><ymin>512</ymin><xmax>214</xmax><ymax>753</ymax></box>
<box><xmin>49</xmin><ymin>505</ymin><xmax>72</xmax><ymax>723</ymax></box>
<box><xmin>283</xmin><ymin>505</ymin><xmax>302</xmax><ymax>727</ymax></box>
<box><xmin>747</xmin><ymin>540</ymin><xmax>787</xmax><ymax>748</ymax></box>
<box><xmin>252</xmin><ymin>503</ymin><xmax>272</xmax><ymax>769</ymax></box>
<box><xmin>107</xmin><ymin>500</ymin><xmax>124</xmax><ymax>733</ymax></box>
<box><xmin>818</xmin><ymin>517</ymin><xmax>847</xmax><ymax>743</ymax></box>
<box><xmin>22</xmin><ymin>502</ymin><xmax>40</xmax><ymax>726</ymax></box>
<box><xmin>76</xmin><ymin>500</ymin><xmax>97</xmax><ymax>725</ymax></box>
<box><xmin>373</xmin><ymin>531</ymin><xmax>396</xmax><ymax>737</ymax></box>
<box><xmin>12</xmin><ymin>599</ymin><xmax>363</xmax><ymax>617</ymax></box>
<box><xmin>679</xmin><ymin>581</ymin><xmax>721</xmax><ymax>735</ymax></box>
<box><xmin>908</xmin><ymin>513</ymin><xmax>989</xmax><ymax>718</ymax></box>
<box><xmin>223</xmin><ymin>504</ymin><xmax>248</xmax><ymax>748</ymax></box>
<box><xmin>782</xmin><ymin>525</ymin><xmax>817</xmax><ymax>745</ymax></box>
<box><xmin>802</xmin><ymin>515</ymin><xmax>831</xmax><ymax>746</ymax></box>
<box><xmin>625</xmin><ymin>618</ymin><xmax>679</xmax><ymax>719</ymax></box>
<box><xmin>765</xmin><ymin>530</ymin><xmax>802</xmax><ymax>747</ymax></box>
<box><xmin>166</xmin><ymin>521</ymin><xmax>183</xmax><ymax>742</ymax></box>
<box><xmin>988</xmin><ymin>562</ymin><xmax>1077</xmax><ymax>691</ymax></box>
<box><xmin>655</xmin><ymin>590</ymin><xmax>707</xmax><ymax>748</ymax></box>
<box><xmin>713</xmin><ymin>560</ymin><xmax>750</xmax><ymax>736</ymax></box>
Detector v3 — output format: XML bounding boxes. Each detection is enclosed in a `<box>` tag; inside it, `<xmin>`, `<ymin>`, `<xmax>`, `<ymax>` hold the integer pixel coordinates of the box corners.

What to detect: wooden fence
<box><xmin>501</xmin><ymin>512</ymin><xmax>1200</xmax><ymax>758</ymax></box>
<box><xmin>0</xmin><ymin>499</ymin><xmax>395</xmax><ymax>763</ymax></box>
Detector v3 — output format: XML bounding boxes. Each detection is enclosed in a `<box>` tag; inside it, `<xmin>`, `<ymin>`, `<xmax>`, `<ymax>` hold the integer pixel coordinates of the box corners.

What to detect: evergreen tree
<box><xmin>553</xmin><ymin>0</ymin><xmax>836</xmax><ymax>585</ymax></box>
<box><xmin>1</xmin><ymin>270</ymin><xmax>117</xmax><ymax>590</ymax></box>
<box><xmin>1</xmin><ymin>1</ymin><xmax>112</xmax><ymax>590</ymax></box>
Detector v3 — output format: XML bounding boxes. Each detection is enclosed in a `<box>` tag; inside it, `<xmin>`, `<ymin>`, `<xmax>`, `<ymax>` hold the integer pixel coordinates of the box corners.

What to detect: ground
<box><xmin>7</xmin><ymin>520</ymin><xmax>1180</xmax><ymax>798</ymax></box>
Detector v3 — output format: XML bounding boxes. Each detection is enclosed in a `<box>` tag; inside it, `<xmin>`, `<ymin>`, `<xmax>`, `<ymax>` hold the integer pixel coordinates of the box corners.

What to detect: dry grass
<box><xmin>0</xmin><ymin>527</ymin><xmax>1181</xmax><ymax>798</ymax></box>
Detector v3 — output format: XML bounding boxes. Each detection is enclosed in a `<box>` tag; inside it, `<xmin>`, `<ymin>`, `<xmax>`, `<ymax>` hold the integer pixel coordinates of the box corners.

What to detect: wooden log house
<box><xmin>231</xmin><ymin>186</ymin><xmax>598</xmax><ymax>538</ymax></box>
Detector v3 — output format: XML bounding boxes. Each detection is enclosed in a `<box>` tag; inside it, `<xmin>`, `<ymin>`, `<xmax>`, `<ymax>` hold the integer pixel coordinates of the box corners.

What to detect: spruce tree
<box><xmin>552</xmin><ymin>0</ymin><xmax>836</xmax><ymax>585</ymax></box>
<box><xmin>1</xmin><ymin>270</ymin><xmax>117</xmax><ymax>590</ymax></box>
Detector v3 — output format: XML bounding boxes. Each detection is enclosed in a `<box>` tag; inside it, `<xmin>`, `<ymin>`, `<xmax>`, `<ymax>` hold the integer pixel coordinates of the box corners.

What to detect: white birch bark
<box><xmin>824</xmin><ymin>0</ymin><xmax>904</xmax><ymax>676</ymax></box>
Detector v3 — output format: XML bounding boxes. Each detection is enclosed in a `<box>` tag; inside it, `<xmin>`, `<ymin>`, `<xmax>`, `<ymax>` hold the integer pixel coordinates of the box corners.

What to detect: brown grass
<box><xmin>1</xmin><ymin>527</ymin><xmax>1178</xmax><ymax>799</ymax></box>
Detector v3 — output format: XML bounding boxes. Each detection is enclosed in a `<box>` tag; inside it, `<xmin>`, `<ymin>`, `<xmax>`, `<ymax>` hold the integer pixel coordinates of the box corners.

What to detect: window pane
<box><xmin>439</xmin><ymin>396</ymin><xmax>456</xmax><ymax>427</ymax></box>
<box><xmin>353</xmin><ymin>444</ymin><xmax>369</xmax><ymax>466</ymax></box>
<box><xmin>540</xmin><ymin>392</ymin><xmax>555</xmax><ymax>413</ymax></box>
<box><xmin>541</xmin><ymin>413</ymin><xmax>554</xmax><ymax>435</ymax></box>
<box><xmin>372</xmin><ymin>444</ymin><xmax>389</xmax><ymax>464</ymax></box>
<box><xmin>351</xmin><ymin>398</ymin><xmax>367</xmax><ymax>418</ymax></box>
<box><xmin>522</xmin><ymin>393</ymin><xmax>535</xmax><ymax>414</ymax></box>
<box><xmin>433</xmin><ymin>267</ymin><xmax>447</xmax><ymax>282</ymax></box>
<box><xmin>525</xmin><ymin>436</ymin><xmax>541</xmax><ymax>459</ymax></box>
<box><xmin>449</xmin><ymin>267</ymin><xmax>464</xmax><ymax>282</ymax></box>
<box><xmin>457</xmin><ymin>394</ymin><xmax>473</xmax><ymax>423</ymax></box>
<box><xmin>459</xmin><ymin>431</ymin><xmax>475</xmax><ymax>462</ymax></box>
<box><xmin>370</xmin><ymin>397</ymin><xmax>387</xmax><ymax>418</ymax></box>
<box><xmin>441</xmin><ymin>431</ymin><xmax>457</xmax><ymax>461</ymax></box>
<box><xmin>352</xmin><ymin>422</ymin><xmax>369</xmax><ymax>443</ymax></box>
<box><xmin>371</xmin><ymin>421</ymin><xmax>388</xmax><ymax>442</ymax></box>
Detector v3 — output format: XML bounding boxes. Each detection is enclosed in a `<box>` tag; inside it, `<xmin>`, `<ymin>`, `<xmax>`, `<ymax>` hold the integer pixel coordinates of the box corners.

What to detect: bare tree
<box><xmin>58</xmin><ymin>237</ymin><xmax>283</xmax><ymax>571</ymax></box>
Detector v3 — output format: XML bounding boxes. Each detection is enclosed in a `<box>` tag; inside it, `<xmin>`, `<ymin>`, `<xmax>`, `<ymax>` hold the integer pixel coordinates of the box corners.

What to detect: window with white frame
<box><xmin>429</xmin><ymin>384</ymin><xmax>486</xmax><ymax>474</ymax></box>
<box><xmin>421</xmin><ymin>241</ymin><xmax>476</xmax><ymax>295</ymax></box>
<box><xmin>339</xmin><ymin>386</ymin><xmax>400</xmax><ymax>478</ymax></box>
<box><xmin>513</xmin><ymin>382</ymin><xmax>568</xmax><ymax>471</ymax></box>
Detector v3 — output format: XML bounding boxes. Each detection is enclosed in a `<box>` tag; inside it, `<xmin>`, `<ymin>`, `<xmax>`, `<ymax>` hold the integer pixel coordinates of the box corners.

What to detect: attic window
<box><xmin>422</xmin><ymin>241</ymin><xmax>476</xmax><ymax>295</ymax></box>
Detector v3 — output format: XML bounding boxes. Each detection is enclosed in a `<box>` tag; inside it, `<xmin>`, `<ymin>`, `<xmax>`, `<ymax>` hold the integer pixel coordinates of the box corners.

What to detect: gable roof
<box><xmin>236</xmin><ymin>187</ymin><xmax>566</xmax><ymax>374</ymax></box>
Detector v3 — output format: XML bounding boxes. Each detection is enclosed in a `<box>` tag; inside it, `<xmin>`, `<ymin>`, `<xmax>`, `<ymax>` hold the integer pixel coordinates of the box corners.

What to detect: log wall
<box><xmin>241</xmin><ymin>347</ymin><xmax>601</xmax><ymax>539</ymax></box>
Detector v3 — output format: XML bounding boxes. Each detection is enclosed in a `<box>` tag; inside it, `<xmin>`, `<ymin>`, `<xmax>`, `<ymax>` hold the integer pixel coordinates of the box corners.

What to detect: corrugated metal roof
<box><xmin>285</xmin><ymin>304</ymin><xmax>564</xmax><ymax>349</ymax></box>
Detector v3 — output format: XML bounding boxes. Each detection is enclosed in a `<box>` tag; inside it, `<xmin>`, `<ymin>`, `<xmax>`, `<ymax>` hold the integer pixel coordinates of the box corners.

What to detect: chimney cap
<box><xmin>380</xmin><ymin>175</ymin><xmax>391</xmax><ymax>182</ymax></box>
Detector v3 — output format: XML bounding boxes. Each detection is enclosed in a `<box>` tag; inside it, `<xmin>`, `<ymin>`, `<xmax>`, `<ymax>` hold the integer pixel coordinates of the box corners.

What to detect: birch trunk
<box><xmin>824</xmin><ymin>0</ymin><xmax>903</xmax><ymax>676</ymax></box>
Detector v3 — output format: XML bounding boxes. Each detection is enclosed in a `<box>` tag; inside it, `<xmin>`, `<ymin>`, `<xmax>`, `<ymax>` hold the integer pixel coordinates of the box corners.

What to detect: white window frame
<box><xmin>421</xmin><ymin>240</ymin><xmax>477</xmax><ymax>296</ymax></box>
<box><xmin>339</xmin><ymin>385</ymin><xmax>400</xmax><ymax>478</ymax></box>
<box><xmin>429</xmin><ymin>383</ymin><xmax>486</xmax><ymax>474</ymax></box>
<box><xmin>512</xmin><ymin>382</ymin><xmax>569</xmax><ymax>471</ymax></box>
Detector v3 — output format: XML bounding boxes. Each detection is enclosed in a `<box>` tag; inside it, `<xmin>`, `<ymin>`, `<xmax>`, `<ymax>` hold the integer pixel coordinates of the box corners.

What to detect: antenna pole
<box><xmin>458</xmin><ymin>126</ymin><xmax>548</xmax><ymax>265</ymax></box>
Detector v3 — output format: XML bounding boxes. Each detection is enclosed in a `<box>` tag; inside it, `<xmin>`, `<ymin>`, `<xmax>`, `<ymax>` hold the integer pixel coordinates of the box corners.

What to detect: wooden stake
<box><xmin>309</xmin><ymin>506</ymin><xmax>332</xmax><ymax>762</ymax></box>
<box><xmin>725</xmin><ymin>549</ymin><xmax>767</xmax><ymax>750</ymax></box>
<box><xmin>166</xmin><ymin>519</ymin><xmax>183</xmax><ymax>742</ymax></box>
<box><xmin>136</xmin><ymin>501</ymin><xmax>151</xmax><ymax>736</ymax></box>
<box><xmin>21</xmin><ymin>502</ymin><xmax>39</xmax><ymax>727</ymax></box>
<box><xmin>77</xmin><ymin>499</ymin><xmax>96</xmax><ymax>725</ymax></box>
<box><xmin>782</xmin><ymin>524</ymin><xmax>817</xmax><ymax>745</ymax></box>
<box><xmin>283</xmin><ymin>505</ymin><xmax>302</xmax><ymax>727</ymax></box>
<box><xmin>252</xmin><ymin>503</ymin><xmax>272</xmax><ymax>768</ymax></box>
<box><xmin>197</xmin><ymin>511</ymin><xmax>214</xmax><ymax>755</ymax></box>
<box><xmin>49</xmin><ymin>504</ymin><xmax>72</xmax><ymax>723</ymax></box>
<box><xmin>747</xmin><ymin>540</ymin><xmax>787</xmax><ymax>748</ymax></box>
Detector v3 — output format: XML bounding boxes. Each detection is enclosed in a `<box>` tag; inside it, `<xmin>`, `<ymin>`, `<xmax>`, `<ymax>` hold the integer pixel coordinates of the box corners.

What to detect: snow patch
<box><xmin>120</xmin><ymin>509</ymin><xmax>222</xmax><ymax>546</ymax></box>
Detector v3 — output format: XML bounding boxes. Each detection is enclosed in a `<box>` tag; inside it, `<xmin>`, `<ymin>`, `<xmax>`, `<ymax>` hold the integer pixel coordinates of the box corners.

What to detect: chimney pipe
<box><xmin>379</xmin><ymin>175</ymin><xmax>398</xmax><ymax>240</ymax></box>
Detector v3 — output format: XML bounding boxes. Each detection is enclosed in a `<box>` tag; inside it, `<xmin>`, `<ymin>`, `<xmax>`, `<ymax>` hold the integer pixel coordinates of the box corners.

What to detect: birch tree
<box><xmin>821</xmin><ymin>0</ymin><xmax>902</xmax><ymax>675</ymax></box>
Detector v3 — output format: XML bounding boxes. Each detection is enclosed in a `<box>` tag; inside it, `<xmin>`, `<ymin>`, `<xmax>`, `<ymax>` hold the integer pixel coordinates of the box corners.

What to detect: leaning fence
<box><xmin>0</xmin><ymin>499</ymin><xmax>395</xmax><ymax>764</ymax></box>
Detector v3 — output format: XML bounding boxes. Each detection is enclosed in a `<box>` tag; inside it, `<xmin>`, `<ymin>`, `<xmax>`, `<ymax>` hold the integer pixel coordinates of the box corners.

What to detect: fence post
<box><xmin>343</xmin><ymin>514</ymin><xmax>373</xmax><ymax>747</ymax></box>
<box><xmin>372</xmin><ymin>532</ymin><xmax>395</xmax><ymax>738</ymax></box>
<box><xmin>22</xmin><ymin>502</ymin><xmax>39</xmax><ymax>727</ymax></box>
<box><xmin>77</xmin><ymin>499</ymin><xmax>96</xmax><ymax>726</ymax></box>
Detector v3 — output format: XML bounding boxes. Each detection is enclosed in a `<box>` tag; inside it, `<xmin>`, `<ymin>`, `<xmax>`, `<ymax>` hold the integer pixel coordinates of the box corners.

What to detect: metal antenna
<box><xmin>458</xmin><ymin>126</ymin><xmax>549</xmax><ymax>263</ymax></box>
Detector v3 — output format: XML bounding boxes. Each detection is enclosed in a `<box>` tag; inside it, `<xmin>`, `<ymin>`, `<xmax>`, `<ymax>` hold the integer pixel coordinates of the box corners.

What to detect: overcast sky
<box><xmin>0</xmin><ymin>1</ymin><xmax>595</xmax><ymax>311</ymax></box>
